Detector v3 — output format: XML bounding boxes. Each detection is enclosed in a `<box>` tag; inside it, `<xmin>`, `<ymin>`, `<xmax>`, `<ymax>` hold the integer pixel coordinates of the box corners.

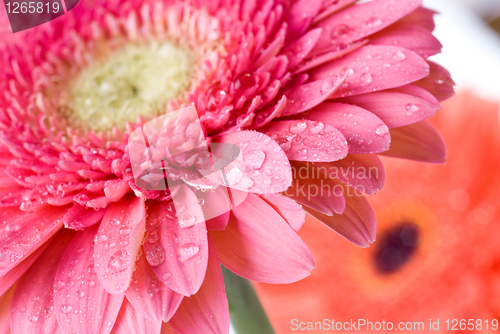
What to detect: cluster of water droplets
<box><xmin>269</xmin><ymin>120</ymin><xmax>348</xmax><ymax>162</ymax></box>
<box><xmin>235</xmin><ymin>132</ymin><xmax>291</xmax><ymax>193</ymax></box>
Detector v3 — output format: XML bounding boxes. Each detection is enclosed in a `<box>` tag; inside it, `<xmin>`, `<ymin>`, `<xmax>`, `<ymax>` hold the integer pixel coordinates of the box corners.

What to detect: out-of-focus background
<box><xmin>423</xmin><ymin>0</ymin><xmax>500</xmax><ymax>100</ymax></box>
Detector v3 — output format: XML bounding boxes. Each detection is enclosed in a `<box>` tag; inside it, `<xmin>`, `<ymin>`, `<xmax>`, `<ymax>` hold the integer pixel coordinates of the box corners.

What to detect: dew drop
<box><xmin>75</xmin><ymin>290</ymin><xmax>86</xmax><ymax>298</ymax></box>
<box><xmin>108</xmin><ymin>250</ymin><xmax>130</xmax><ymax>273</ymax></box>
<box><xmin>239</xmin><ymin>141</ymin><xmax>249</xmax><ymax>149</ymax></box>
<box><xmin>110</xmin><ymin>219</ymin><xmax>121</xmax><ymax>227</ymax></box>
<box><xmin>119</xmin><ymin>227</ymin><xmax>131</xmax><ymax>236</ymax></box>
<box><xmin>331</xmin><ymin>24</ymin><xmax>350</xmax><ymax>38</ymax></box>
<box><xmin>406</xmin><ymin>103</ymin><xmax>420</xmax><ymax>113</ymax></box>
<box><xmin>289</xmin><ymin>120</ymin><xmax>308</xmax><ymax>134</ymax></box>
<box><xmin>53</xmin><ymin>281</ymin><xmax>65</xmax><ymax>291</ymax></box>
<box><xmin>28</xmin><ymin>315</ymin><xmax>38</xmax><ymax>323</ymax></box>
<box><xmin>219</xmin><ymin>165</ymin><xmax>243</xmax><ymax>185</ymax></box>
<box><xmin>392</xmin><ymin>51</ymin><xmax>406</xmax><ymax>61</ymax></box>
<box><xmin>360</xmin><ymin>73</ymin><xmax>373</xmax><ymax>86</ymax></box>
<box><xmin>291</xmin><ymin>136</ymin><xmax>303</xmax><ymax>145</ymax></box>
<box><xmin>263</xmin><ymin>177</ymin><xmax>272</xmax><ymax>186</ymax></box>
<box><xmin>299</xmin><ymin>148</ymin><xmax>308</xmax><ymax>155</ymax></box>
<box><xmin>197</xmin><ymin>198</ymin><xmax>205</xmax><ymax>205</ymax></box>
<box><xmin>375</xmin><ymin>124</ymin><xmax>389</xmax><ymax>136</ymax></box>
<box><xmin>320</xmin><ymin>77</ymin><xmax>335</xmax><ymax>94</ymax></box>
<box><xmin>309</xmin><ymin>122</ymin><xmax>325</xmax><ymax>134</ymax></box>
<box><xmin>178</xmin><ymin>244</ymin><xmax>200</xmax><ymax>262</ymax></box>
<box><xmin>171</xmin><ymin>201</ymin><xmax>186</xmax><ymax>216</ymax></box>
<box><xmin>244</xmin><ymin>150</ymin><xmax>266</xmax><ymax>170</ymax></box>
<box><xmin>145</xmin><ymin>245</ymin><xmax>166</xmax><ymax>266</ymax></box>
<box><xmin>363</xmin><ymin>17</ymin><xmax>382</xmax><ymax>29</ymax></box>
<box><xmin>275</xmin><ymin>137</ymin><xmax>291</xmax><ymax>152</ymax></box>
<box><xmin>178</xmin><ymin>214</ymin><xmax>196</xmax><ymax>228</ymax></box>
<box><xmin>60</xmin><ymin>304</ymin><xmax>72</xmax><ymax>314</ymax></box>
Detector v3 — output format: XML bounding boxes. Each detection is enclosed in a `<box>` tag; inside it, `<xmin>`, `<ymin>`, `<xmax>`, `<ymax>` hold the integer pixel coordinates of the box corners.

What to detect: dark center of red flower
<box><xmin>374</xmin><ymin>222</ymin><xmax>419</xmax><ymax>274</ymax></box>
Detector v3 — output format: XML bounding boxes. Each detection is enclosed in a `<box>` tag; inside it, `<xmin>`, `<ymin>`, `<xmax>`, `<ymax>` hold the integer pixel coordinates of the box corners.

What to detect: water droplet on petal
<box><xmin>108</xmin><ymin>250</ymin><xmax>130</xmax><ymax>273</ymax></box>
<box><xmin>53</xmin><ymin>281</ymin><xmax>65</xmax><ymax>291</ymax></box>
<box><xmin>75</xmin><ymin>290</ymin><xmax>86</xmax><ymax>298</ymax></box>
<box><xmin>375</xmin><ymin>124</ymin><xmax>389</xmax><ymax>136</ymax></box>
<box><xmin>363</xmin><ymin>17</ymin><xmax>382</xmax><ymax>29</ymax></box>
<box><xmin>360</xmin><ymin>73</ymin><xmax>373</xmax><ymax>86</ymax></box>
<box><xmin>309</xmin><ymin>122</ymin><xmax>325</xmax><ymax>134</ymax></box>
<box><xmin>406</xmin><ymin>103</ymin><xmax>420</xmax><ymax>113</ymax></box>
<box><xmin>146</xmin><ymin>245</ymin><xmax>166</xmax><ymax>266</ymax></box>
<box><xmin>178</xmin><ymin>214</ymin><xmax>196</xmax><ymax>228</ymax></box>
<box><xmin>239</xmin><ymin>141</ymin><xmax>249</xmax><ymax>149</ymax></box>
<box><xmin>178</xmin><ymin>244</ymin><xmax>200</xmax><ymax>262</ymax></box>
<box><xmin>119</xmin><ymin>227</ymin><xmax>131</xmax><ymax>236</ymax></box>
<box><xmin>197</xmin><ymin>198</ymin><xmax>205</xmax><ymax>205</ymax></box>
<box><xmin>331</xmin><ymin>24</ymin><xmax>350</xmax><ymax>38</ymax></box>
<box><xmin>392</xmin><ymin>51</ymin><xmax>406</xmax><ymax>61</ymax></box>
<box><xmin>219</xmin><ymin>165</ymin><xmax>244</xmax><ymax>186</ymax></box>
<box><xmin>60</xmin><ymin>304</ymin><xmax>72</xmax><ymax>314</ymax></box>
<box><xmin>275</xmin><ymin>137</ymin><xmax>291</xmax><ymax>152</ymax></box>
<box><xmin>299</xmin><ymin>148</ymin><xmax>308</xmax><ymax>155</ymax></box>
<box><xmin>244</xmin><ymin>150</ymin><xmax>266</xmax><ymax>170</ymax></box>
<box><xmin>289</xmin><ymin>120</ymin><xmax>308</xmax><ymax>134</ymax></box>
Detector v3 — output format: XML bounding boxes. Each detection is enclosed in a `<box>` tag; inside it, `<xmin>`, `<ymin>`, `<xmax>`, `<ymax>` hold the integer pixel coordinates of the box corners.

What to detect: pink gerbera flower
<box><xmin>0</xmin><ymin>0</ymin><xmax>453</xmax><ymax>333</ymax></box>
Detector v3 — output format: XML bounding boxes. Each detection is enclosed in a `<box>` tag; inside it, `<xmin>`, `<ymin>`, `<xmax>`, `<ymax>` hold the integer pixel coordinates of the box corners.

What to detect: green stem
<box><xmin>222</xmin><ymin>266</ymin><xmax>277</xmax><ymax>334</ymax></box>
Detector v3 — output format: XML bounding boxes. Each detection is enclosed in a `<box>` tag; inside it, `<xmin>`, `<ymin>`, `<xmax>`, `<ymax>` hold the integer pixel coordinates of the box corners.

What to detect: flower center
<box><xmin>374</xmin><ymin>222</ymin><xmax>419</xmax><ymax>274</ymax></box>
<box><xmin>63</xmin><ymin>41</ymin><xmax>195</xmax><ymax>132</ymax></box>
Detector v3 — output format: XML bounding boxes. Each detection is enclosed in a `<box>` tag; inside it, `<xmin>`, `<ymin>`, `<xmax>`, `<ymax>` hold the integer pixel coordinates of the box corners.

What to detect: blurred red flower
<box><xmin>256</xmin><ymin>92</ymin><xmax>500</xmax><ymax>333</ymax></box>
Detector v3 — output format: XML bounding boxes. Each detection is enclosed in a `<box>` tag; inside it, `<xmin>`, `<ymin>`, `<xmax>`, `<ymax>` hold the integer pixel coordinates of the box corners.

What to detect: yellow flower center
<box><xmin>63</xmin><ymin>41</ymin><xmax>195</xmax><ymax>132</ymax></box>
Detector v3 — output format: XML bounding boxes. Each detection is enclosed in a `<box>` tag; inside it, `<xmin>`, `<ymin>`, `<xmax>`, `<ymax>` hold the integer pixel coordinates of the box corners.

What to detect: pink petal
<box><xmin>0</xmin><ymin>287</ymin><xmax>14</xmax><ymax>334</ymax></box>
<box><xmin>104</xmin><ymin>179</ymin><xmax>131</xmax><ymax>202</ymax></box>
<box><xmin>305</xmin><ymin>190</ymin><xmax>376</xmax><ymax>247</ymax></box>
<box><xmin>0</xmin><ymin>239</ymin><xmax>49</xmax><ymax>296</ymax></box>
<box><xmin>380</xmin><ymin>120</ymin><xmax>446</xmax><ymax>163</ymax></box>
<box><xmin>260</xmin><ymin>194</ymin><xmax>305</xmax><ymax>231</ymax></box>
<box><xmin>210</xmin><ymin>194</ymin><xmax>314</xmax><ymax>283</ymax></box>
<box><xmin>284</xmin><ymin>161</ymin><xmax>346</xmax><ymax>216</ymax></box>
<box><xmin>282</xmin><ymin>28</ymin><xmax>322</xmax><ymax>69</ymax></box>
<box><xmin>169</xmin><ymin>239</ymin><xmax>229</xmax><ymax>334</ymax></box>
<box><xmin>398</xmin><ymin>7</ymin><xmax>436</xmax><ymax>32</ymax></box>
<box><xmin>63</xmin><ymin>204</ymin><xmax>106</xmax><ymax>230</ymax></box>
<box><xmin>216</xmin><ymin>131</ymin><xmax>292</xmax><ymax>194</ymax></box>
<box><xmin>264</xmin><ymin>120</ymin><xmax>348</xmax><ymax>161</ymax></box>
<box><xmin>252</xmin><ymin>96</ymin><xmax>287</xmax><ymax>129</ymax></box>
<box><xmin>312</xmin><ymin>0</ymin><xmax>422</xmax><ymax>55</ymax></box>
<box><xmin>143</xmin><ymin>185</ymin><xmax>208</xmax><ymax>297</ymax></box>
<box><xmin>198</xmin><ymin>187</ymin><xmax>231</xmax><ymax>231</ymax></box>
<box><xmin>160</xmin><ymin>323</ymin><xmax>177</xmax><ymax>334</ymax></box>
<box><xmin>306</xmin><ymin>102</ymin><xmax>391</xmax><ymax>154</ymax></box>
<box><xmin>312</xmin><ymin>0</ymin><xmax>358</xmax><ymax>24</ymax></box>
<box><xmin>338</xmin><ymin>85</ymin><xmax>441</xmax><ymax>128</ymax></box>
<box><xmin>94</xmin><ymin>195</ymin><xmax>146</xmax><ymax>293</ymax></box>
<box><xmin>285</xmin><ymin>0</ymin><xmax>323</xmax><ymax>41</ymax></box>
<box><xmin>54</xmin><ymin>225</ymin><xmax>125</xmax><ymax>334</ymax></box>
<box><xmin>280</xmin><ymin>75</ymin><xmax>346</xmax><ymax>116</ymax></box>
<box><xmin>415</xmin><ymin>60</ymin><xmax>455</xmax><ymax>102</ymax></box>
<box><xmin>10</xmin><ymin>230</ymin><xmax>75</xmax><ymax>334</ymax></box>
<box><xmin>309</xmin><ymin>45</ymin><xmax>430</xmax><ymax>97</ymax></box>
<box><xmin>293</xmin><ymin>40</ymin><xmax>367</xmax><ymax>75</ymax></box>
<box><xmin>125</xmin><ymin>251</ymin><xmax>183</xmax><ymax>322</ymax></box>
<box><xmin>113</xmin><ymin>299</ymin><xmax>162</xmax><ymax>334</ymax></box>
<box><xmin>370</xmin><ymin>23</ymin><xmax>442</xmax><ymax>58</ymax></box>
<box><xmin>314</xmin><ymin>154</ymin><xmax>385</xmax><ymax>195</ymax></box>
<box><xmin>0</xmin><ymin>205</ymin><xmax>65</xmax><ymax>281</ymax></box>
